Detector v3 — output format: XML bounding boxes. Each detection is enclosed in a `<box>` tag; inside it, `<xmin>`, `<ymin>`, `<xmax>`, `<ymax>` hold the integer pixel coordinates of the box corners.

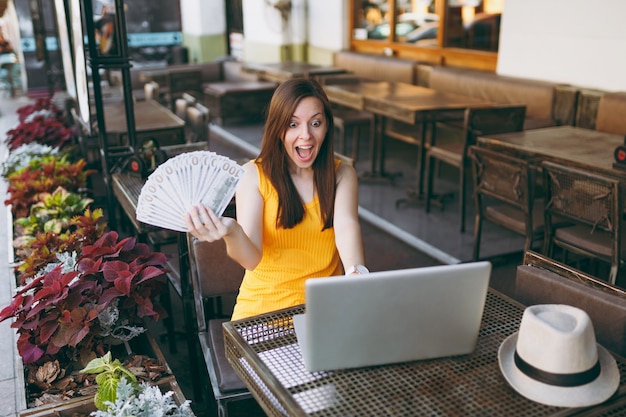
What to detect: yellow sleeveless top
<box><xmin>231</xmin><ymin>161</ymin><xmax>341</xmax><ymax>320</ymax></box>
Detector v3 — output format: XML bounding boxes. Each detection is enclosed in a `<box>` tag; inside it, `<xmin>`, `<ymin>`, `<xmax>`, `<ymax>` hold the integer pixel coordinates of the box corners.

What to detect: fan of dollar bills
<box><xmin>136</xmin><ymin>151</ymin><xmax>244</xmax><ymax>232</ymax></box>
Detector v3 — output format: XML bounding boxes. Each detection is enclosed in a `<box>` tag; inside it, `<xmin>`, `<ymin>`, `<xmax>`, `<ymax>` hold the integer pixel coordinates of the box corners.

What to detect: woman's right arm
<box><xmin>185</xmin><ymin>161</ymin><xmax>264</xmax><ymax>271</ymax></box>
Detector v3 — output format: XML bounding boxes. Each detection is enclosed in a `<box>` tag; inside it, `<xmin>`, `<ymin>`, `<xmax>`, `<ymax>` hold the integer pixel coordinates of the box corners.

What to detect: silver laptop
<box><xmin>292</xmin><ymin>261</ymin><xmax>492</xmax><ymax>372</ymax></box>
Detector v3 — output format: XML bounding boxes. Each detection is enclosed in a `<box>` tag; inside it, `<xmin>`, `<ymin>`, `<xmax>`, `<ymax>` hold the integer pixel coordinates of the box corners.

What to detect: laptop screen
<box><xmin>293</xmin><ymin>261</ymin><xmax>492</xmax><ymax>371</ymax></box>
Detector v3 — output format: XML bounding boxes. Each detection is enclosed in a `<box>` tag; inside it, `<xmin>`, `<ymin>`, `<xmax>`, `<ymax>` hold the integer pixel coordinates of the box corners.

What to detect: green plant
<box><xmin>92</xmin><ymin>378</ymin><xmax>194</xmax><ymax>417</ymax></box>
<box><xmin>15</xmin><ymin>187</ymin><xmax>93</xmax><ymax>236</ymax></box>
<box><xmin>14</xmin><ymin>208</ymin><xmax>106</xmax><ymax>283</ymax></box>
<box><xmin>4</xmin><ymin>155</ymin><xmax>95</xmax><ymax>218</ymax></box>
<box><xmin>80</xmin><ymin>351</ymin><xmax>139</xmax><ymax>410</ymax></box>
<box><xmin>0</xmin><ymin>142</ymin><xmax>59</xmax><ymax>179</ymax></box>
<box><xmin>81</xmin><ymin>352</ymin><xmax>193</xmax><ymax>416</ymax></box>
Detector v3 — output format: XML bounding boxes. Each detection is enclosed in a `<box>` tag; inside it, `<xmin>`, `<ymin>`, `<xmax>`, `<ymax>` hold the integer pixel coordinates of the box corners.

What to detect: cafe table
<box><xmin>477</xmin><ymin>125</ymin><xmax>625</xmax><ymax>180</ymax></box>
<box><xmin>243</xmin><ymin>61</ymin><xmax>346</xmax><ymax>83</ymax></box>
<box><xmin>103</xmin><ymin>99</ymin><xmax>185</xmax><ymax>148</ymax></box>
<box><xmin>323</xmin><ymin>81</ymin><xmax>491</xmax><ymax>199</ymax></box>
<box><xmin>223</xmin><ymin>289</ymin><xmax>626</xmax><ymax>417</ymax></box>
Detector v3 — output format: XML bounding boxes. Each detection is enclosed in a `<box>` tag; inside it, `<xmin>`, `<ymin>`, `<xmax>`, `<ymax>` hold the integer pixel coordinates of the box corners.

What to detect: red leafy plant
<box><xmin>14</xmin><ymin>208</ymin><xmax>107</xmax><ymax>284</ymax></box>
<box><xmin>0</xmin><ymin>230</ymin><xmax>168</xmax><ymax>367</ymax></box>
<box><xmin>5</xmin><ymin>113</ymin><xmax>74</xmax><ymax>152</ymax></box>
<box><xmin>16</xmin><ymin>97</ymin><xmax>65</xmax><ymax>123</ymax></box>
<box><xmin>4</xmin><ymin>155</ymin><xmax>95</xmax><ymax>218</ymax></box>
<box><xmin>5</xmin><ymin>97</ymin><xmax>74</xmax><ymax>152</ymax></box>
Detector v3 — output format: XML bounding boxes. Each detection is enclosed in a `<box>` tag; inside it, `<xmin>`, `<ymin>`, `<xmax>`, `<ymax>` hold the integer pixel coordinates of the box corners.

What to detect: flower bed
<box><xmin>16</xmin><ymin>330</ymin><xmax>184</xmax><ymax>417</ymax></box>
<box><xmin>1</xmin><ymin>97</ymin><xmax>189</xmax><ymax>415</ymax></box>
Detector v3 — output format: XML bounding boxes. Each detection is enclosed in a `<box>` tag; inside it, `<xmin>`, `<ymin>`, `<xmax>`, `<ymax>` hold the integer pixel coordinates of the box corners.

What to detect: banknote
<box><xmin>136</xmin><ymin>151</ymin><xmax>243</xmax><ymax>231</ymax></box>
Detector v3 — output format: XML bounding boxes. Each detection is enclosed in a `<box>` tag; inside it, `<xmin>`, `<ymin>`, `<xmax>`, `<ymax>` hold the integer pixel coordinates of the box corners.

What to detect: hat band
<box><xmin>514</xmin><ymin>351</ymin><xmax>601</xmax><ymax>387</ymax></box>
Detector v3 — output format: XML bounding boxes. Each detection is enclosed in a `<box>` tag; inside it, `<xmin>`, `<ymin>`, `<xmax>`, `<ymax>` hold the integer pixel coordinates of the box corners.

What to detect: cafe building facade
<box><xmin>2</xmin><ymin>0</ymin><xmax>625</xmax><ymax>95</ymax></box>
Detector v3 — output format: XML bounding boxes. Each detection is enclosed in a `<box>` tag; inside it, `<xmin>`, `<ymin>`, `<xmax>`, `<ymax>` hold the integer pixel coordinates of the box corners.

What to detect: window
<box><xmin>444</xmin><ymin>0</ymin><xmax>503</xmax><ymax>51</ymax></box>
<box><xmin>351</xmin><ymin>0</ymin><xmax>505</xmax><ymax>70</ymax></box>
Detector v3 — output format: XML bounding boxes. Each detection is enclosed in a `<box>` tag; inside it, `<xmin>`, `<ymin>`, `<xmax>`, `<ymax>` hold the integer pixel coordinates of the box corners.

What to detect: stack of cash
<box><xmin>136</xmin><ymin>151</ymin><xmax>243</xmax><ymax>232</ymax></box>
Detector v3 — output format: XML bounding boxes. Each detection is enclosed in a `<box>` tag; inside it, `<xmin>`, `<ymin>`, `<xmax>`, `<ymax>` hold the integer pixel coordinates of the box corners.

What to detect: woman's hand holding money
<box><xmin>185</xmin><ymin>205</ymin><xmax>238</xmax><ymax>242</ymax></box>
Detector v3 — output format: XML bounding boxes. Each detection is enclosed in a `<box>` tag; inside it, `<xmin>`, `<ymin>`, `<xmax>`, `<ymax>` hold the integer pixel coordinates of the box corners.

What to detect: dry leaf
<box><xmin>35</xmin><ymin>360</ymin><xmax>61</xmax><ymax>385</ymax></box>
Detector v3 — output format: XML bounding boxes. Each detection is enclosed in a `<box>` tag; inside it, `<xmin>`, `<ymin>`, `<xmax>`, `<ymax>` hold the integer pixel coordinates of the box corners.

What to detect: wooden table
<box><xmin>139</xmin><ymin>66</ymin><xmax>202</xmax><ymax>87</ymax></box>
<box><xmin>104</xmin><ymin>99</ymin><xmax>185</xmax><ymax>147</ymax></box>
<box><xmin>139</xmin><ymin>67</ymin><xmax>170</xmax><ymax>85</ymax></box>
<box><xmin>243</xmin><ymin>61</ymin><xmax>346</xmax><ymax>83</ymax></box>
<box><xmin>203</xmin><ymin>81</ymin><xmax>277</xmax><ymax>125</ymax></box>
<box><xmin>324</xmin><ymin>81</ymin><xmax>491</xmax><ymax>197</ymax></box>
<box><xmin>223</xmin><ymin>290</ymin><xmax>626</xmax><ymax>416</ymax></box>
<box><xmin>477</xmin><ymin>125</ymin><xmax>626</xmax><ymax>180</ymax></box>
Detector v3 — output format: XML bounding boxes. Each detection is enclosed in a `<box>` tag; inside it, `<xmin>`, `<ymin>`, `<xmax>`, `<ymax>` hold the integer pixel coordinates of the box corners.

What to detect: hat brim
<box><xmin>498</xmin><ymin>332</ymin><xmax>620</xmax><ymax>408</ymax></box>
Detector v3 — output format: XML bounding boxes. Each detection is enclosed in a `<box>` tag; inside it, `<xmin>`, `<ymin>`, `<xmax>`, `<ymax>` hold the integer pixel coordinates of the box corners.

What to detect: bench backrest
<box><xmin>595</xmin><ymin>91</ymin><xmax>626</xmax><ymax>135</ymax></box>
<box><xmin>428</xmin><ymin>66</ymin><xmax>555</xmax><ymax>120</ymax></box>
<box><xmin>515</xmin><ymin>252</ymin><xmax>626</xmax><ymax>357</ymax></box>
<box><xmin>333</xmin><ymin>51</ymin><xmax>417</xmax><ymax>84</ymax></box>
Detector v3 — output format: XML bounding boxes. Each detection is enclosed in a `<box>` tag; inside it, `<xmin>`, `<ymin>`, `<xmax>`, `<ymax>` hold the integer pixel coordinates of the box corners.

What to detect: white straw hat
<box><xmin>498</xmin><ymin>304</ymin><xmax>619</xmax><ymax>407</ymax></box>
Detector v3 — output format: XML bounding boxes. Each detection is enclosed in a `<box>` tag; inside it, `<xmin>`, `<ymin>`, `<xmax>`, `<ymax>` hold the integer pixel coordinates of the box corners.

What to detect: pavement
<box><xmin>0</xmin><ymin>95</ymin><xmax>31</xmax><ymax>417</ymax></box>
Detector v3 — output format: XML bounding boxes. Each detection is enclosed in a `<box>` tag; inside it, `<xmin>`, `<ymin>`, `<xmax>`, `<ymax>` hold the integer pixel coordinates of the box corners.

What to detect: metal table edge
<box><xmin>223</xmin><ymin>309</ymin><xmax>308</xmax><ymax>416</ymax></box>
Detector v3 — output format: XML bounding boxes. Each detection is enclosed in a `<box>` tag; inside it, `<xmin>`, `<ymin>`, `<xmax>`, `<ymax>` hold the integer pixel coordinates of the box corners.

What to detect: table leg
<box><xmin>359</xmin><ymin>115</ymin><xmax>402</xmax><ymax>184</ymax></box>
<box><xmin>396</xmin><ymin>121</ymin><xmax>436</xmax><ymax>208</ymax></box>
<box><xmin>418</xmin><ymin>121</ymin><xmax>429</xmax><ymax>197</ymax></box>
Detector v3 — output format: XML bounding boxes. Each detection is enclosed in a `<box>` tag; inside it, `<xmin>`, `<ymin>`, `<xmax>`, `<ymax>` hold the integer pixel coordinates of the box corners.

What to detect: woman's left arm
<box><xmin>333</xmin><ymin>163</ymin><xmax>366</xmax><ymax>273</ymax></box>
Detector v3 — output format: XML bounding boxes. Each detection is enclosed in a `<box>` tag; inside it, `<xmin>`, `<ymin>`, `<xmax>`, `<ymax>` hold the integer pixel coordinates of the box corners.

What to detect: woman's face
<box><xmin>282</xmin><ymin>96</ymin><xmax>327</xmax><ymax>170</ymax></box>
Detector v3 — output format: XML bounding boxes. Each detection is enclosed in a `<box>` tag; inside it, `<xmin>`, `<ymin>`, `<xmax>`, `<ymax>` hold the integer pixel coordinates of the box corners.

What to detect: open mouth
<box><xmin>296</xmin><ymin>145</ymin><xmax>314</xmax><ymax>161</ymax></box>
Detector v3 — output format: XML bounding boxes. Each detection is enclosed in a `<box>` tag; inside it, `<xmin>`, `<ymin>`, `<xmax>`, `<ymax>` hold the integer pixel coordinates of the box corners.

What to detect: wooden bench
<box><xmin>419</xmin><ymin>65</ymin><xmax>578</xmax><ymax>129</ymax></box>
<box><xmin>333</xmin><ymin>50</ymin><xmax>419</xmax><ymax>84</ymax></box>
<box><xmin>573</xmin><ymin>90</ymin><xmax>626</xmax><ymax>132</ymax></box>
<box><xmin>203</xmin><ymin>81</ymin><xmax>277</xmax><ymax>126</ymax></box>
<box><xmin>515</xmin><ymin>251</ymin><xmax>626</xmax><ymax>356</ymax></box>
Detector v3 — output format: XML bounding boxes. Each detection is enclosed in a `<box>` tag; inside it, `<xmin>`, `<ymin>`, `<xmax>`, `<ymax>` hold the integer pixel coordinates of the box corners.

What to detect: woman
<box><xmin>185</xmin><ymin>78</ymin><xmax>366</xmax><ymax>320</ymax></box>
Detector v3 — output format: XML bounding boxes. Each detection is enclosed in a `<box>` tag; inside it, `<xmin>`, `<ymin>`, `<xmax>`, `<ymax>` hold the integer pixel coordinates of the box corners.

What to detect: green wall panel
<box><xmin>242</xmin><ymin>41</ymin><xmax>309</xmax><ymax>63</ymax></box>
<box><xmin>183</xmin><ymin>33</ymin><xmax>228</xmax><ymax>63</ymax></box>
<box><xmin>307</xmin><ymin>45</ymin><xmax>335</xmax><ymax>66</ymax></box>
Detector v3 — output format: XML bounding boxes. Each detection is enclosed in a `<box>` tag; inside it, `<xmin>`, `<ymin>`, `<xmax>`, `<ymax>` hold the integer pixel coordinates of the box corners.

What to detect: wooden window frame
<box><xmin>349</xmin><ymin>0</ymin><xmax>498</xmax><ymax>72</ymax></box>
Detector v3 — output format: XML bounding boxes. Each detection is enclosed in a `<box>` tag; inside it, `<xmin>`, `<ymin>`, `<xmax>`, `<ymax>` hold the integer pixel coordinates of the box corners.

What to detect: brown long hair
<box><xmin>257</xmin><ymin>78</ymin><xmax>336</xmax><ymax>230</ymax></box>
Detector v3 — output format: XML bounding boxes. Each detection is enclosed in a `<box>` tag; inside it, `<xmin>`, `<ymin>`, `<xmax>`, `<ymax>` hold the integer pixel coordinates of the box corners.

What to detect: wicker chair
<box><xmin>541</xmin><ymin>161</ymin><xmax>623</xmax><ymax>285</ymax></box>
<box><xmin>469</xmin><ymin>145</ymin><xmax>543</xmax><ymax>261</ymax></box>
<box><xmin>425</xmin><ymin>105</ymin><xmax>526</xmax><ymax>232</ymax></box>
